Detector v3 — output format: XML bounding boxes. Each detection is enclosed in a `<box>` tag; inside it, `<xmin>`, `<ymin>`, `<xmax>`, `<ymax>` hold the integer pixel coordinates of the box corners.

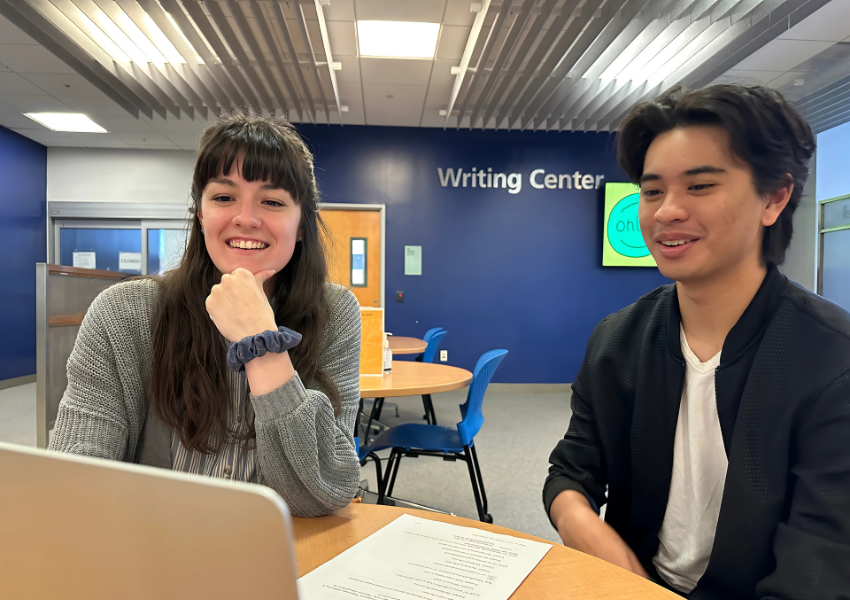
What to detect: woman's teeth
<box><xmin>228</xmin><ymin>240</ymin><xmax>268</xmax><ymax>249</ymax></box>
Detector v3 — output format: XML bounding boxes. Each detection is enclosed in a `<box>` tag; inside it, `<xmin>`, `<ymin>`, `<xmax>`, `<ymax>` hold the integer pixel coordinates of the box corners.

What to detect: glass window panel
<box><xmin>148</xmin><ymin>228</ymin><xmax>189</xmax><ymax>275</ymax></box>
<box><xmin>822</xmin><ymin>228</ymin><xmax>850</xmax><ymax>311</ymax></box>
<box><xmin>59</xmin><ymin>228</ymin><xmax>142</xmax><ymax>273</ymax></box>
<box><xmin>350</xmin><ymin>237</ymin><xmax>367</xmax><ymax>287</ymax></box>
<box><xmin>823</xmin><ymin>198</ymin><xmax>850</xmax><ymax>229</ymax></box>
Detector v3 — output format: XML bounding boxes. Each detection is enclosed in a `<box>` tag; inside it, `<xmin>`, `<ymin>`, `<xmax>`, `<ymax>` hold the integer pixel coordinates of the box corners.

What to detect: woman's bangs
<box><xmin>197</xmin><ymin>124</ymin><xmax>303</xmax><ymax>201</ymax></box>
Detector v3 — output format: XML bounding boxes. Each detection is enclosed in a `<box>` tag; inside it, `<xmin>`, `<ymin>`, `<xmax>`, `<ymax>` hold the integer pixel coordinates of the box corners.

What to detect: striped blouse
<box><xmin>170</xmin><ymin>369</ymin><xmax>258</xmax><ymax>483</ymax></box>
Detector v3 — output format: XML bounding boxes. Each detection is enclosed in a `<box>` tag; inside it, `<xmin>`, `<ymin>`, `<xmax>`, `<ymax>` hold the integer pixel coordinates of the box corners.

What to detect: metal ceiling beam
<box><xmin>115</xmin><ymin>0</ymin><xmax>212</xmax><ymax>116</ymax></box>
<box><xmin>0</xmin><ymin>0</ymin><xmax>145</xmax><ymax>118</ymax></box>
<box><xmin>455</xmin><ymin>0</ymin><xmax>512</xmax><ymax>129</ymax></box>
<box><xmin>247</xmin><ymin>0</ymin><xmax>305</xmax><ymax>118</ymax></box>
<box><xmin>550</xmin><ymin>78</ymin><xmax>602</xmax><ymax>131</ymax></box>
<box><xmin>205</xmin><ymin>0</ymin><xmax>276</xmax><ymax>110</ymax></box>
<box><xmin>67</xmin><ymin>0</ymin><xmax>181</xmax><ymax>117</ymax></box>
<box><xmin>269</xmin><ymin>0</ymin><xmax>315</xmax><ymax>123</ymax></box>
<box><xmin>314</xmin><ymin>0</ymin><xmax>343</xmax><ymax>124</ymax></box>
<box><xmin>156</xmin><ymin>0</ymin><xmax>243</xmax><ymax>108</ymax></box>
<box><xmin>491</xmin><ymin>0</ymin><xmax>579</xmax><ymax>128</ymax></box>
<box><xmin>581</xmin><ymin>79</ymin><xmax>641</xmax><ymax>130</ymax></box>
<box><xmin>181</xmin><ymin>0</ymin><xmax>259</xmax><ymax>107</ymax></box>
<box><xmin>469</xmin><ymin>0</ymin><xmax>534</xmax><ymax>129</ymax></box>
<box><xmin>226</xmin><ymin>0</ymin><xmax>288</xmax><ymax>113</ymax></box>
<box><xmin>479</xmin><ymin>0</ymin><xmax>556</xmax><ymax>130</ymax></box>
<box><xmin>571</xmin><ymin>79</ymin><xmax>619</xmax><ymax>130</ymax></box>
<box><xmin>810</xmin><ymin>106</ymin><xmax>850</xmax><ymax>133</ymax></box>
<box><xmin>509</xmin><ymin>0</ymin><xmax>605</xmax><ymax>129</ymax></box>
<box><xmin>131</xmin><ymin>0</ymin><xmax>225</xmax><ymax>111</ymax></box>
<box><xmin>444</xmin><ymin>0</ymin><xmax>490</xmax><ymax>128</ymax></box>
<box><xmin>90</xmin><ymin>0</ymin><xmax>195</xmax><ymax>118</ymax></box>
<box><xmin>296</xmin><ymin>2</ymin><xmax>329</xmax><ymax>122</ymax></box>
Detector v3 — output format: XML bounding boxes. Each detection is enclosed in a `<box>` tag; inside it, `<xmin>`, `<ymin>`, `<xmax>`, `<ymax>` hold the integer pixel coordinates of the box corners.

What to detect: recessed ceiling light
<box><xmin>23</xmin><ymin>113</ymin><xmax>108</xmax><ymax>133</ymax></box>
<box><xmin>357</xmin><ymin>21</ymin><xmax>440</xmax><ymax>59</ymax></box>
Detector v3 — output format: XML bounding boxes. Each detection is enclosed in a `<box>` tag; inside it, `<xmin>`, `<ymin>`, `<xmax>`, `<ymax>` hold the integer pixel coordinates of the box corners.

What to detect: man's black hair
<box><xmin>617</xmin><ymin>84</ymin><xmax>816</xmax><ymax>266</ymax></box>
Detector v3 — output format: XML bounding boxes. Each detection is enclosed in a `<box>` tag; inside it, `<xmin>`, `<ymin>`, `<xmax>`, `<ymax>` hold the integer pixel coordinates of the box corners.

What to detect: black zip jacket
<box><xmin>544</xmin><ymin>268</ymin><xmax>850</xmax><ymax>599</ymax></box>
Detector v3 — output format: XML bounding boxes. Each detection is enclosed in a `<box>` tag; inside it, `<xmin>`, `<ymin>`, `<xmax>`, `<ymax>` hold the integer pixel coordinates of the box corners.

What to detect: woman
<box><xmin>49</xmin><ymin>110</ymin><xmax>361</xmax><ymax>517</ymax></box>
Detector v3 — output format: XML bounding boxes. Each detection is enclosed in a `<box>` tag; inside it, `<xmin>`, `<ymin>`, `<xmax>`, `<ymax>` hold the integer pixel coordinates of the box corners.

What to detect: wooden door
<box><xmin>321</xmin><ymin>208</ymin><xmax>381</xmax><ymax>307</ymax></box>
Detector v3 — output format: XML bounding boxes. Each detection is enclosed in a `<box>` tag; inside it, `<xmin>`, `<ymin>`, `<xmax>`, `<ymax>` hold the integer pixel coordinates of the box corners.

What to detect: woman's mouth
<box><xmin>226</xmin><ymin>238</ymin><xmax>269</xmax><ymax>251</ymax></box>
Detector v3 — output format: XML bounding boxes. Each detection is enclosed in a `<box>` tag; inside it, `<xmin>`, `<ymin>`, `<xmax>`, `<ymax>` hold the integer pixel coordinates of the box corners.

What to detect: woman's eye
<box><xmin>263</xmin><ymin>199</ymin><xmax>285</xmax><ymax>207</ymax></box>
<box><xmin>214</xmin><ymin>195</ymin><xmax>234</xmax><ymax>203</ymax></box>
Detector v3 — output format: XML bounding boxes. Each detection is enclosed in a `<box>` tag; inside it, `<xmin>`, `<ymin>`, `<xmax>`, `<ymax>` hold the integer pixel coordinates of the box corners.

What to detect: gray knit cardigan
<box><xmin>48</xmin><ymin>278</ymin><xmax>362</xmax><ymax>517</ymax></box>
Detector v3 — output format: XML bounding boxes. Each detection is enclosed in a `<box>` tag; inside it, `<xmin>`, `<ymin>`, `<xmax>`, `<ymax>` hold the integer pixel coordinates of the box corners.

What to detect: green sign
<box><xmin>603</xmin><ymin>183</ymin><xmax>656</xmax><ymax>267</ymax></box>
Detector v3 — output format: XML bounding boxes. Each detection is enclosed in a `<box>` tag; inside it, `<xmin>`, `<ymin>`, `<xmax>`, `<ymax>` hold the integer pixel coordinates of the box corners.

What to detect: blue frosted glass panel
<box><xmin>822</xmin><ymin>229</ymin><xmax>850</xmax><ymax>312</ymax></box>
<box><xmin>59</xmin><ymin>228</ymin><xmax>141</xmax><ymax>272</ymax></box>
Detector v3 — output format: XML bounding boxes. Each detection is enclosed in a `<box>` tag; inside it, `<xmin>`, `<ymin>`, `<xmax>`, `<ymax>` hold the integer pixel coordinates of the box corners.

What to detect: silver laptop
<box><xmin>0</xmin><ymin>442</ymin><xmax>300</xmax><ymax>599</ymax></box>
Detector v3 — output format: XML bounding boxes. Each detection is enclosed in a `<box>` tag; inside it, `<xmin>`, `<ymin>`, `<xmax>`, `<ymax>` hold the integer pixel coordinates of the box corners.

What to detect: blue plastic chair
<box><xmin>421</xmin><ymin>327</ymin><xmax>444</xmax><ymax>345</ymax></box>
<box><xmin>362</xmin><ymin>349</ymin><xmax>508</xmax><ymax>523</ymax></box>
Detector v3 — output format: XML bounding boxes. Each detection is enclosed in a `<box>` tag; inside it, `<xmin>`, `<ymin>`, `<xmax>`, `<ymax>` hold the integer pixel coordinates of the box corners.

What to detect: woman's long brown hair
<box><xmin>149</xmin><ymin>109</ymin><xmax>340</xmax><ymax>454</ymax></box>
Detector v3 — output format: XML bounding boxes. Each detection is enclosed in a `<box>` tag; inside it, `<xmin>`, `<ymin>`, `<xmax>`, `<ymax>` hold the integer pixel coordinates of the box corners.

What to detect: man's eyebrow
<box><xmin>209</xmin><ymin>177</ymin><xmax>235</xmax><ymax>186</ymax></box>
<box><xmin>683</xmin><ymin>165</ymin><xmax>726</xmax><ymax>176</ymax></box>
<box><xmin>639</xmin><ymin>173</ymin><xmax>660</xmax><ymax>184</ymax></box>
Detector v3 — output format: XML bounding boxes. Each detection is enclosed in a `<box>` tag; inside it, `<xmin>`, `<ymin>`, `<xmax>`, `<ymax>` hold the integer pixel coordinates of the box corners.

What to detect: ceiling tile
<box><xmin>425</xmin><ymin>85</ymin><xmax>451</xmax><ymax>109</ymax></box>
<box><xmin>732</xmin><ymin>40</ymin><xmax>835</xmax><ymax>73</ymax></box>
<box><xmin>360</xmin><ymin>58</ymin><xmax>433</xmax><ymax>85</ymax></box>
<box><xmin>0</xmin><ymin>94</ymin><xmax>71</xmax><ymax>112</ymax></box>
<box><xmin>768</xmin><ymin>71</ymin><xmax>811</xmax><ymax>90</ymax></box>
<box><xmin>145</xmin><ymin>115</ymin><xmax>210</xmax><ymax>135</ymax></box>
<box><xmin>443</xmin><ymin>0</ymin><xmax>477</xmax><ymax>27</ymax></box>
<box><xmin>363</xmin><ymin>83</ymin><xmax>426</xmax><ymax>126</ymax></box>
<box><xmin>0</xmin><ymin>97</ymin><xmax>19</xmax><ymax>113</ymax></box>
<box><xmin>59</xmin><ymin>95</ymin><xmax>132</xmax><ymax>118</ymax></box>
<box><xmin>0</xmin><ymin>45</ymin><xmax>76</xmax><ymax>74</ymax></box>
<box><xmin>327</xmin><ymin>20</ymin><xmax>358</xmax><ymax>56</ymax></box>
<box><xmin>334</xmin><ymin>56</ymin><xmax>361</xmax><ymax>84</ymax></box>
<box><xmin>0</xmin><ymin>113</ymin><xmax>49</xmax><ymax>130</ymax></box>
<box><xmin>113</xmin><ymin>133</ymin><xmax>177</xmax><ymax>148</ymax></box>
<box><xmin>0</xmin><ymin>15</ymin><xmax>39</xmax><ymax>45</ymax></box>
<box><xmin>436</xmin><ymin>25</ymin><xmax>469</xmax><ymax>61</ymax></box>
<box><xmin>93</xmin><ymin>116</ymin><xmax>159</xmax><ymax>135</ymax></box>
<box><xmin>713</xmin><ymin>69</ymin><xmax>786</xmax><ymax>85</ymax></box>
<box><xmin>323</xmin><ymin>0</ymin><xmax>355</xmax><ymax>22</ymax></box>
<box><xmin>164</xmin><ymin>134</ymin><xmax>203</xmax><ymax>150</ymax></box>
<box><xmin>355</xmin><ymin>0</ymin><xmax>446</xmax><ymax>22</ymax></box>
<box><xmin>19</xmin><ymin>73</ymin><xmax>105</xmax><ymax>97</ymax></box>
<box><xmin>777</xmin><ymin>1</ymin><xmax>850</xmax><ymax>43</ymax></box>
<box><xmin>429</xmin><ymin>60</ymin><xmax>456</xmax><ymax>87</ymax></box>
<box><xmin>11</xmin><ymin>128</ymin><xmax>128</xmax><ymax>148</ymax></box>
<box><xmin>0</xmin><ymin>72</ymin><xmax>49</xmax><ymax>95</ymax></box>
<box><xmin>420</xmin><ymin>108</ymin><xmax>459</xmax><ymax>128</ymax></box>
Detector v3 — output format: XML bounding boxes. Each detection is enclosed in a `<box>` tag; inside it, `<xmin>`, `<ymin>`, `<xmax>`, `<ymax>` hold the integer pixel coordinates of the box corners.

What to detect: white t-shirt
<box><xmin>652</xmin><ymin>326</ymin><xmax>727</xmax><ymax>593</ymax></box>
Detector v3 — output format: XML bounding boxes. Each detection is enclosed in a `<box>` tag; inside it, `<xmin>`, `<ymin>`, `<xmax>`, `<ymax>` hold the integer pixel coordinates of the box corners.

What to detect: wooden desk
<box><xmin>360</xmin><ymin>361</ymin><xmax>472</xmax><ymax>397</ymax></box>
<box><xmin>293</xmin><ymin>504</ymin><xmax>678</xmax><ymax>600</ymax></box>
<box><xmin>388</xmin><ymin>336</ymin><xmax>427</xmax><ymax>355</ymax></box>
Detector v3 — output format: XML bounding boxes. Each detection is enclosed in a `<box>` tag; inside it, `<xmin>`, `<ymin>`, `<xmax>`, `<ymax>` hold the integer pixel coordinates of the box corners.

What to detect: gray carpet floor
<box><xmin>0</xmin><ymin>382</ymin><xmax>572</xmax><ymax>543</ymax></box>
<box><xmin>358</xmin><ymin>387</ymin><xmax>572</xmax><ymax>543</ymax></box>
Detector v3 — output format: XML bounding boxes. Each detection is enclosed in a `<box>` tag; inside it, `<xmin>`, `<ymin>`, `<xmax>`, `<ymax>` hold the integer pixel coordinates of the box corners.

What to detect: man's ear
<box><xmin>762</xmin><ymin>175</ymin><xmax>793</xmax><ymax>227</ymax></box>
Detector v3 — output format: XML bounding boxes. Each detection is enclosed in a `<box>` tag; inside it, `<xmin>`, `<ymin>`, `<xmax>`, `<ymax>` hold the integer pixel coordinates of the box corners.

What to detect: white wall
<box><xmin>47</xmin><ymin>148</ymin><xmax>195</xmax><ymax>204</ymax></box>
<box><xmin>779</xmin><ymin>156</ymin><xmax>817</xmax><ymax>291</ymax></box>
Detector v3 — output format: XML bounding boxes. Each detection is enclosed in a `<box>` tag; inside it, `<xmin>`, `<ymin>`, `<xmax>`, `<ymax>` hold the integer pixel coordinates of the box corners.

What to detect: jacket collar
<box><xmin>666</xmin><ymin>266</ymin><xmax>786</xmax><ymax>365</ymax></box>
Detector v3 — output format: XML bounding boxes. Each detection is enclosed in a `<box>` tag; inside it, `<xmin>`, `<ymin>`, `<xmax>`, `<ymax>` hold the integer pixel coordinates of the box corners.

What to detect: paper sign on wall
<box><xmin>72</xmin><ymin>252</ymin><xmax>96</xmax><ymax>269</ymax></box>
<box><xmin>404</xmin><ymin>245</ymin><xmax>422</xmax><ymax>276</ymax></box>
<box><xmin>119</xmin><ymin>252</ymin><xmax>142</xmax><ymax>272</ymax></box>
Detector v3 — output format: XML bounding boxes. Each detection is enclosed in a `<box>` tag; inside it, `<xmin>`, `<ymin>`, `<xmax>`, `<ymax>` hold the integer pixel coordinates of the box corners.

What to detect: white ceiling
<box><xmin>0</xmin><ymin>0</ymin><xmax>848</xmax><ymax>149</ymax></box>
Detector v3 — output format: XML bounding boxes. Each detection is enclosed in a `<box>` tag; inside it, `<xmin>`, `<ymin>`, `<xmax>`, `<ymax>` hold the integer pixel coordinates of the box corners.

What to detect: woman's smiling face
<box><xmin>198</xmin><ymin>161</ymin><xmax>302</xmax><ymax>278</ymax></box>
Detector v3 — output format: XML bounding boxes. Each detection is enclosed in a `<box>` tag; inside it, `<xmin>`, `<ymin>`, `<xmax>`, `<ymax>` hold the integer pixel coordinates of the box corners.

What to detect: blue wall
<box><xmin>0</xmin><ymin>126</ymin><xmax>46</xmax><ymax>381</ymax></box>
<box><xmin>817</xmin><ymin>120</ymin><xmax>850</xmax><ymax>201</ymax></box>
<box><xmin>297</xmin><ymin>125</ymin><xmax>669</xmax><ymax>383</ymax></box>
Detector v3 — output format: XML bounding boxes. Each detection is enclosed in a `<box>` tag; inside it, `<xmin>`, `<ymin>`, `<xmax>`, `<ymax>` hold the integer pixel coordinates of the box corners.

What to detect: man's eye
<box><xmin>691</xmin><ymin>184</ymin><xmax>714</xmax><ymax>191</ymax></box>
<box><xmin>642</xmin><ymin>189</ymin><xmax>662</xmax><ymax>197</ymax></box>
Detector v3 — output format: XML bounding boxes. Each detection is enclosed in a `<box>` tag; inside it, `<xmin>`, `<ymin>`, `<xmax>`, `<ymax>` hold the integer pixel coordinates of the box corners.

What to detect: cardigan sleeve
<box><xmin>250</xmin><ymin>285</ymin><xmax>361</xmax><ymax>517</ymax></box>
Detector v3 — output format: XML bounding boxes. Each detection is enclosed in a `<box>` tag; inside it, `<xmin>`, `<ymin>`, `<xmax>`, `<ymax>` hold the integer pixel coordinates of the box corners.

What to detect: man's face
<box><xmin>639</xmin><ymin>125</ymin><xmax>784</xmax><ymax>285</ymax></box>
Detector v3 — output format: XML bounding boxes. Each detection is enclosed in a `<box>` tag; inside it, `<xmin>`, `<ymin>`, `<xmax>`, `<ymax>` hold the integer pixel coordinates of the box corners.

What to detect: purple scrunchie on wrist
<box><xmin>226</xmin><ymin>326</ymin><xmax>302</xmax><ymax>374</ymax></box>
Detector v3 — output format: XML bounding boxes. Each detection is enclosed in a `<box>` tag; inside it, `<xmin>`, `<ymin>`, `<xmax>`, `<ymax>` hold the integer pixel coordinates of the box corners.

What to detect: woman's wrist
<box><xmin>244</xmin><ymin>350</ymin><xmax>296</xmax><ymax>396</ymax></box>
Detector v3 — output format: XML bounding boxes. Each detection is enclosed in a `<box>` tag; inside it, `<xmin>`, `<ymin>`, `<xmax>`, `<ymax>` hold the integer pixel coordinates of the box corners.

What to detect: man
<box><xmin>544</xmin><ymin>84</ymin><xmax>850</xmax><ymax>599</ymax></box>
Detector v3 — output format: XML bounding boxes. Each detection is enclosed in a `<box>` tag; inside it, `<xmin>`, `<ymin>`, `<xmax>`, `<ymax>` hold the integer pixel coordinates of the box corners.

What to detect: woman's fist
<box><xmin>206</xmin><ymin>267</ymin><xmax>277</xmax><ymax>342</ymax></box>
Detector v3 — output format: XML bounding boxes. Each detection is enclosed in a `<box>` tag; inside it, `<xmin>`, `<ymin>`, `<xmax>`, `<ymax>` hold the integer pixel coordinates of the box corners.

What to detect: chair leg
<box><xmin>385</xmin><ymin>450</ymin><xmax>403</xmax><ymax>499</ymax></box>
<box><xmin>356</xmin><ymin>398</ymin><xmax>364</xmax><ymax>439</ymax></box>
<box><xmin>464</xmin><ymin>444</ymin><xmax>492</xmax><ymax>523</ymax></box>
<box><xmin>364</xmin><ymin>398</ymin><xmax>384</xmax><ymax>443</ymax></box>
<box><xmin>377</xmin><ymin>449</ymin><xmax>394</xmax><ymax>504</ymax></box>
<box><xmin>374</xmin><ymin>397</ymin><xmax>385</xmax><ymax>421</ymax></box>
<box><xmin>421</xmin><ymin>394</ymin><xmax>437</xmax><ymax>425</ymax></box>
<box><xmin>366</xmin><ymin>451</ymin><xmax>383</xmax><ymax>495</ymax></box>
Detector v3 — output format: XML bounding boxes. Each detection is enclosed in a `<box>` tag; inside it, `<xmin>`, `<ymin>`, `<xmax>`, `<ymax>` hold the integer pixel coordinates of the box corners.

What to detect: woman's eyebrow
<box><xmin>210</xmin><ymin>177</ymin><xmax>236</xmax><ymax>186</ymax></box>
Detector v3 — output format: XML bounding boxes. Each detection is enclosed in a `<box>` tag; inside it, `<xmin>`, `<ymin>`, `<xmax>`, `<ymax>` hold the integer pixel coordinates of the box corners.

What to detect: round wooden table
<box><xmin>360</xmin><ymin>361</ymin><xmax>472</xmax><ymax>397</ymax></box>
<box><xmin>293</xmin><ymin>504</ymin><xmax>679</xmax><ymax>600</ymax></box>
<box><xmin>388</xmin><ymin>336</ymin><xmax>427</xmax><ymax>355</ymax></box>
